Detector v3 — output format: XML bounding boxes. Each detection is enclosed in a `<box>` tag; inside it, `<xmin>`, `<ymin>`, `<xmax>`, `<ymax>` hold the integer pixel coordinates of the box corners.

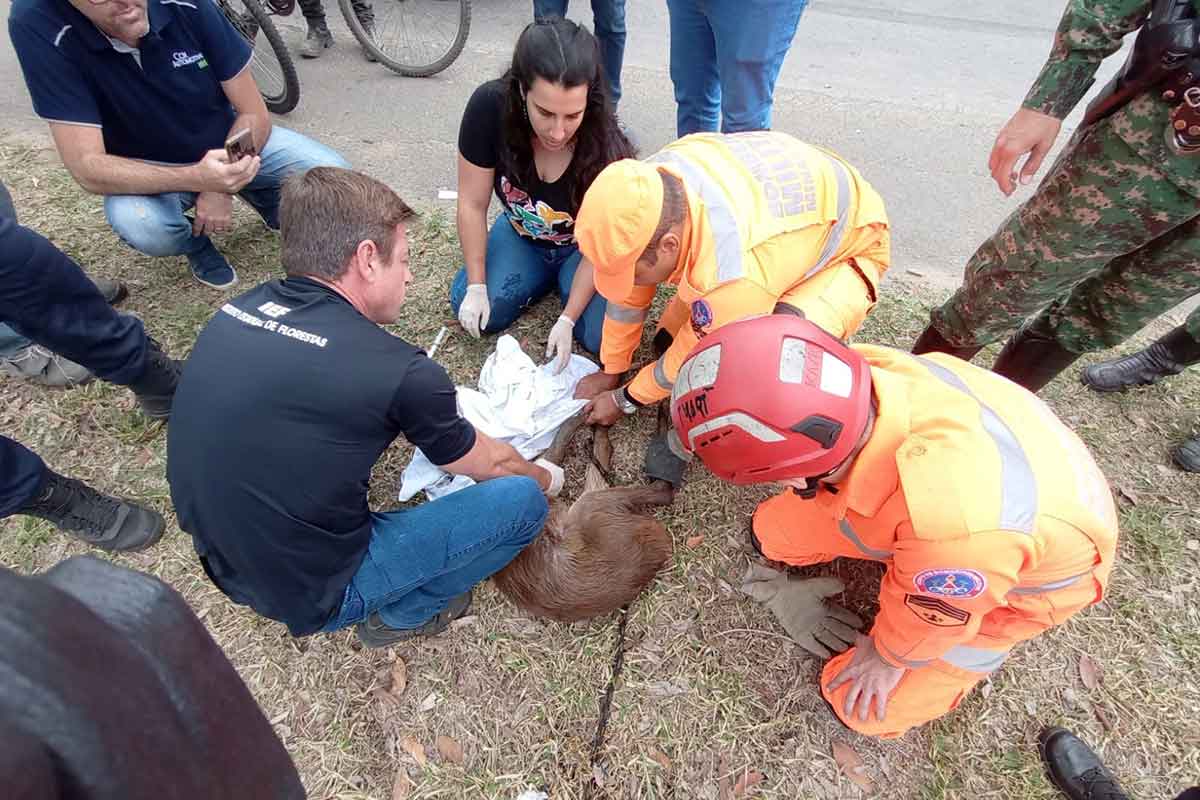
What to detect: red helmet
<box><xmin>669</xmin><ymin>315</ymin><xmax>873</xmax><ymax>484</ymax></box>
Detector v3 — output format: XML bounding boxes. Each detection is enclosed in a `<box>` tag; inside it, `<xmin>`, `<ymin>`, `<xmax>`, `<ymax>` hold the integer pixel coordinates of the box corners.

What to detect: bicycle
<box><xmin>341</xmin><ymin>0</ymin><xmax>471</xmax><ymax>77</ymax></box>
<box><xmin>217</xmin><ymin>0</ymin><xmax>302</xmax><ymax>115</ymax></box>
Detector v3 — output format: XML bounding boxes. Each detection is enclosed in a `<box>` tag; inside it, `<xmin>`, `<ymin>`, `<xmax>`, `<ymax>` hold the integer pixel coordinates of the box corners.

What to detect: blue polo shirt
<box><xmin>9</xmin><ymin>0</ymin><xmax>252</xmax><ymax>165</ymax></box>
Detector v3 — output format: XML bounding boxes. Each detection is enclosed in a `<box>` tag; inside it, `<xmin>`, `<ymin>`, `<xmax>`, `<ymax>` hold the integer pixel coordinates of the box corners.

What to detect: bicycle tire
<box><xmin>220</xmin><ymin>0</ymin><xmax>301</xmax><ymax>114</ymax></box>
<box><xmin>341</xmin><ymin>0</ymin><xmax>471</xmax><ymax>78</ymax></box>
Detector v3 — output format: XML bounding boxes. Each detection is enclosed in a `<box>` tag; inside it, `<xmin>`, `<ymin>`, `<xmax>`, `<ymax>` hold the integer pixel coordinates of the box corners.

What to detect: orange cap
<box><xmin>575</xmin><ymin>159</ymin><xmax>664</xmax><ymax>301</ymax></box>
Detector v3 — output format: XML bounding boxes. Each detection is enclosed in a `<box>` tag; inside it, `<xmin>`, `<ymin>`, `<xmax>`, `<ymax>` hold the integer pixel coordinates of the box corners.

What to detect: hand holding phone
<box><xmin>224</xmin><ymin>128</ymin><xmax>257</xmax><ymax>162</ymax></box>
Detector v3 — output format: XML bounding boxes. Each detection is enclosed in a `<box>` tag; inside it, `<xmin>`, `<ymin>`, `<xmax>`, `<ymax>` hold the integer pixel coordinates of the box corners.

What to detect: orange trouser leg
<box><xmin>752</xmin><ymin>490</ymin><xmax>863</xmax><ymax>567</ymax></box>
<box><xmin>819</xmin><ymin>648</ymin><xmax>988</xmax><ymax>739</ymax></box>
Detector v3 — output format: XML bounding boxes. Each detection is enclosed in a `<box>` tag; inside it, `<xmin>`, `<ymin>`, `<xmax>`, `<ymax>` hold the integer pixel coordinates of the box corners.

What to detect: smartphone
<box><xmin>224</xmin><ymin>128</ymin><xmax>257</xmax><ymax>161</ymax></box>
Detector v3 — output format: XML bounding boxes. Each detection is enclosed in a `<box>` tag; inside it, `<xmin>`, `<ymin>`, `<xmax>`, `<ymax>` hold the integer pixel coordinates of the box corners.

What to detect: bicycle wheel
<box><xmin>220</xmin><ymin>0</ymin><xmax>301</xmax><ymax>114</ymax></box>
<box><xmin>341</xmin><ymin>0</ymin><xmax>470</xmax><ymax>78</ymax></box>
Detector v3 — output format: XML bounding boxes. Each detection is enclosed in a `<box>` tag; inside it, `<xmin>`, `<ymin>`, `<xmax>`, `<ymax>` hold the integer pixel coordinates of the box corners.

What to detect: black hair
<box><xmin>499</xmin><ymin>17</ymin><xmax>635</xmax><ymax>210</ymax></box>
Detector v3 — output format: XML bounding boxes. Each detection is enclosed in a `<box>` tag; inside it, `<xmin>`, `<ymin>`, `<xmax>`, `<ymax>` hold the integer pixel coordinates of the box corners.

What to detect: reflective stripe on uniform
<box><xmin>648</xmin><ymin>150</ymin><xmax>745</xmax><ymax>282</ymax></box>
<box><xmin>877</xmin><ymin>638</ymin><xmax>932</xmax><ymax>669</ymax></box>
<box><xmin>803</xmin><ymin>157</ymin><xmax>853</xmax><ymax>280</ymax></box>
<box><xmin>653</xmin><ymin>355</ymin><xmax>674</xmax><ymax>390</ymax></box>
<box><xmin>606</xmin><ymin>303</ymin><xmax>648</xmax><ymax>323</ymax></box>
<box><xmin>941</xmin><ymin>644</ymin><xmax>1009</xmax><ymax>673</ymax></box>
<box><xmin>1009</xmin><ymin>572</ymin><xmax>1089</xmax><ymax>596</ymax></box>
<box><xmin>915</xmin><ymin>357</ymin><xmax>1038</xmax><ymax>534</ymax></box>
<box><xmin>838</xmin><ymin>518</ymin><xmax>894</xmax><ymax>559</ymax></box>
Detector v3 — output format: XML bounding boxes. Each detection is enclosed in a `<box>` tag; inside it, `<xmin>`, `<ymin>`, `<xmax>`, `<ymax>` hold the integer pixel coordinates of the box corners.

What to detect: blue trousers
<box><xmin>104</xmin><ymin>126</ymin><xmax>348</xmax><ymax>261</ymax></box>
<box><xmin>0</xmin><ymin>179</ymin><xmax>27</xmax><ymax>357</ymax></box>
<box><xmin>666</xmin><ymin>0</ymin><xmax>808</xmax><ymax>136</ymax></box>
<box><xmin>533</xmin><ymin>0</ymin><xmax>626</xmax><ymax>107</ymax></box>
<box><xmin>0</xmin><ymin>214</ymin><xmax>152</xmax><ymax>516</ymax></box>
<box><xmin>449</xmin><ymin>219</ymin><xmax>606</xmax><ymax>355</ymax></box>
<box><xmin>322</xmin><ymin>476</ymin><xmax>548</xmax><ymax>630</ymax></box>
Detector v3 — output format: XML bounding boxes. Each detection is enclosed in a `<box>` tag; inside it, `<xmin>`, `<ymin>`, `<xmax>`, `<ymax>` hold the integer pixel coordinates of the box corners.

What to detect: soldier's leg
<box><xmin>931</xmin><ymin>121</ymin><xmax>1200</xmax><ymax>349</ymax></box>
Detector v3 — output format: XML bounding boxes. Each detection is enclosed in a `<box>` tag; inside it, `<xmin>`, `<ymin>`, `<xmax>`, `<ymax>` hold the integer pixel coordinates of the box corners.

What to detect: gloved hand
<box><xmin>544</xmin><ymin>315</ymin><xmax>575</xmax><ymax>374</ymax></box>
<box><xmin>740</xmin><ymin>564</ymin><xmax>863</xmax><ymax>658</ymax></box>
<box><xmin>458</xmin><ymin>284</ymin><xmax>490</xmax><ymax>339</ymax></box>
<box><xmin>643</xmin><ymin>430</ymin><xmax>690</xmax><ymax>489</ymax></box>
<box><xmin>534</xmin><ymin>458</ymin><xmax>565</xmax><ymax>497</ymax></box>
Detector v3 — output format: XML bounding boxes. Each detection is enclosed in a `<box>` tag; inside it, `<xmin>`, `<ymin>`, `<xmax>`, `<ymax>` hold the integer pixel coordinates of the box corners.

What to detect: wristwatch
<box><xmin>614</xmin><ymin>387</ymin><xmax>639</xmax><ymax>415</ymax></box>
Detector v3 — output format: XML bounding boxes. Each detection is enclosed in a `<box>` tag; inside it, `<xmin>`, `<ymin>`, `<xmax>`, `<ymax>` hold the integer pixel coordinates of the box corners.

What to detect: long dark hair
<box><xmin>499</xmin><ymin>17</ymin><xmax>635</xmax><ymax>211</ymax></box>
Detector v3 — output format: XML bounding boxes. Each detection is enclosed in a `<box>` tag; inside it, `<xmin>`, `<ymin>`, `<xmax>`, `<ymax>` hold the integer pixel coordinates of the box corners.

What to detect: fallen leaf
<box><xmin>1114</xmin><ymin>483</ymin><xmax>1140</xmax><ymax>507</ymax></box>
<box><xmin>419</xmin><ymin>692</ymin><xmax>438</xmax><ymax>712</ymax></box>
<box><xmin>436</xmin><ymin>734</ymin><xmax>464</xmax><ymax>765</ymax></box>
<box><xmin>1093</xmin><ymin>702</ymin><xmax>1116</xmax><ymax>732</ymax></box>
<box><xmin>832</xmin><ymin>742</ymin><xmax>874</xmax><ymax>792</ymax></box>
<box><xmin>389</xmin><ymin>658</ymin><xmax>408</xmax><ymax>698</ymax></box>
<box><xmin>647</xmin><ymin>747</ymin><xmax>672</xmax><ymax>770</ymax></box>
<box><xmin>686</xmin><ymin>535</ymin><xmax>706</xmax><ymax>548</ymax></box>
<box><xmin>391</xmin><ymin>769</ymin><xmax>412</xmax><ymax>800</ymax></box>
<box><xmin>1079</xmin><ymin>654</ymin><xmax>1103</xmax><ymax>691</ymax></box>
<box><xmin>592</xmin><ymin>763</ymin><xmax>607</xmax><ymax>787</ymax></box>
<box><xmin>733</xmin><ymin>769</ymin><xmax>765</xmax><ymax>797</ymax></box>
<box><xmin>399</xmin><ymin>736</ymin><xmax>427</xmax><ymax>767</ymax></box>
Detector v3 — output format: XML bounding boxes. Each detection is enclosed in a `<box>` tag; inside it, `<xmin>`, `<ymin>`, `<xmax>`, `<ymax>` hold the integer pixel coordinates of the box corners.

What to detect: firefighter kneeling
<box><xmin>670</xmin><ymin>315</ymin><xmax>1119</xmax><ymax>738</ymax></box>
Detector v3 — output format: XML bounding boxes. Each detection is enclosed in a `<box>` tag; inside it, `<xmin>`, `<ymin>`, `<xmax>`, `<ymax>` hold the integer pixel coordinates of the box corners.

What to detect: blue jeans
<box><xmin>666</xmin><ymin>0</ymin><xmax>808</xmax><ymax>136</ymax></box>
<box><xmin>104</xmin><ymin>126</ymin><xmax>348</xmax><ymax>262</ymax></box>
<box><xmin>0</xmin><ymin>179</ymin><xmax>28</xmax><ymax>358</ymax></box>
<box><xmin>449</xmin><ymin>219</ymin><xmax>606</xmax><ymax>354</ymax></box>
<box><xmin>534</xmin><ymin>0</ymin><xmax>626</xmax><ymax>107</ymax></box>
<box><xmin>321</xmin><ymin>476</ymin><xmax>548</xmax><ymax>631</ymax></box>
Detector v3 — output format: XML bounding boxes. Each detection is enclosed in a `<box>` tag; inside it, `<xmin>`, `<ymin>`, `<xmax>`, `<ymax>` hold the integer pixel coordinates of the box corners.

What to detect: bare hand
<box><xmin>584</xmin><ymin>390</ymin><xmax>623</xmax><ymax>427</ymax></box>
<box><xmin>574</xmin><ymin>370</ymin><xmax>621</xmax><ymax>400</ymax></box>
<box><xmin>825</xmin><ymin>634</ymin><xmax>905</xmax><ymax>723</ymax></box>
<box><xmin>193</xmin><ymin>191</ymin><xmax>234</xmax><ymax>237</ymax></box>
<box><xmin>196</xmin><ymin>149</ymin><xmax>260</xmax><ymax>194</ymax></box>
<box><xmin>989</xmin><ymin>107</ymin><xmax>1062</xmax><ymax>196</ymax></box>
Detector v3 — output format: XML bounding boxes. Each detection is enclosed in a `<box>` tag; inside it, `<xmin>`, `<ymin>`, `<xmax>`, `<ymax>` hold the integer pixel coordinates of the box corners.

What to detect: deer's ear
<box><xmin>583</xmin><ymin>462</ymin><xmax>609</xmax><ymax>494</ymax></box>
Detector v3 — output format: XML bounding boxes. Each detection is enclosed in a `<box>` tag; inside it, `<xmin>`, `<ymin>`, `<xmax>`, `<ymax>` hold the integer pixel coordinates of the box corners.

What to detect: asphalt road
<box><xmin>0</xmin><ymin>0</ymin><xmax>1130</xmax><ymax>289</ymax></box>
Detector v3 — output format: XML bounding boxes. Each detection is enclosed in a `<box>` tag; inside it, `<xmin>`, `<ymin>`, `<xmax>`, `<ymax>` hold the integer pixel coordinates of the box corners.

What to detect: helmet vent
<box><xmin>789</xmin><ymin>415</ymin><xmax>844</xmax><ymax>449</ymax></box>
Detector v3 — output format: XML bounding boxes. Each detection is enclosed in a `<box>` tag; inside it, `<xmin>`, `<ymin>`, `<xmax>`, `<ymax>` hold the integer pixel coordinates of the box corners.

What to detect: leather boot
<box><xmin>911</xmin><ymin>323</ymin><xmax>984</xmax><ymax>362</ymax></box>
<box><xmin>1081</xmin><ymin>325</ymin><xmax>1200</xmax><ymax>392</ymax></box>
<box><xmin>128</xmin><ymin>337</ymin><xmax>182</xmax><ymax>420</ymax></box>
<box><xmin>1173</xmin><ymin>436</ymin><xmax>1200</xmax><ymax>473</ymax></box>
<box><xmin>991</xmin><ymin>316</ymin><xmax>1080</xmax><ymax>393</ymax></box>
<box><xmin>18</xmin><ymin>471</ymin><xmax>165</xmax><ymax>553</ymax></box>
<box><xmin>1038</xmin><ymin>727</ymin><xmax>1131</xmax><ymax>800</ymax></box>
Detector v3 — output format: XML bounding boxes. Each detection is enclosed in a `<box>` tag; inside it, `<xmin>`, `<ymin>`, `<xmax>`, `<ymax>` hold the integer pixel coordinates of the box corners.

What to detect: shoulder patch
<box><xmin>690</xmin><ymin>299</ymin><xmax>713</xmax><ymax>336</ymax></box>
<box><xmin>904</xmin><ymin>594</ymin><xmax>970</xmax><ymax>627</ymax></box>
<box><xmin>913</xmin><ymin>568</ymin><xmax>986</xmax><ymax>598</ymax></box>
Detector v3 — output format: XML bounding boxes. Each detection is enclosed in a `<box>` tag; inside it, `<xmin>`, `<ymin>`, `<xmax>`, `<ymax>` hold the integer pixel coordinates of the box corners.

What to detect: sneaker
<box><xmin>1</xmin><ymin>344</ymin><xmax>93</xmax><ymax>387</ymax></box>
<box><xmin>18</xmin><ymin>471</ymin><xmax>165</xmax><ymax>553</ymax></box>
<box><xmin>92</xmin><ymin>276</ymin><xmax>129</xmax><ymax>305</ymax></box>
<box><xmin>359</xmin><ymin>19</ymin><xmax>378</xmax><ymax>62</ymax></box>
<box><xmin>188</xmin><ymin>242</ymin><xmax>238</xmax><ymax>289</ymax></box>
<box><xmin>299</xmin><ymin>23</ymin><xmax>334</xmax><ymax>59</ymax></box>
<box><xmin>128</xmin><ymin>336</ymin><xmax>182</xmax><ymax>420</ymax></box>
<box><xmin>356</xmin><ymin>590</ymin><xmax>473</xmax><ymax>648</ymax></box>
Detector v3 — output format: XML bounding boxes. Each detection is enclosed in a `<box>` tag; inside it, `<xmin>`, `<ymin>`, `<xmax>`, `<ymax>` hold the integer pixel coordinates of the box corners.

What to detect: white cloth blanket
<box><xmin>398</xmin><ymin>334</ymin><xmax>598</xmax><ymax>501</ymax></box>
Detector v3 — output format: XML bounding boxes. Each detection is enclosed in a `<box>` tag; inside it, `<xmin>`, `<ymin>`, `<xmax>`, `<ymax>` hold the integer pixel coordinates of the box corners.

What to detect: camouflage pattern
<box><xmin>933</xmin><ymin>0</ymin><xmax>1200</xmax><ymax>352</ymax></box>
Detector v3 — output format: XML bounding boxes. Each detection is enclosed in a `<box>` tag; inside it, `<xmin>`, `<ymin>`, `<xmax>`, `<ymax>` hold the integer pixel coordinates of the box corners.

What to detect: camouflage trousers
<box><xmin>932</xmin><ymin>117</ymin><xmax>1200</xmax><ymax>353</ymax></box>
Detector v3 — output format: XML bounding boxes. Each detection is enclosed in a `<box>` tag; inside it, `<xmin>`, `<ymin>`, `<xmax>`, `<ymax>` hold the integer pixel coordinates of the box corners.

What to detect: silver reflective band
<box><xmin>838</xmin><ymin>518</ymin><xmax>894</xmax><ymax>559</ymax></box>
<box><xmin>941</xmin><ymin>644</ymin><xmax>1009</xmax><ymax>673</ymax></box>
<box><xmin>1009</xmin><ymin>572</ymin><xmax>1088</xmax><ymax>595</ymax></box>
<box><xmin>687</xmin><ymin>412</ymin><xmax>785</xmax><ymax>449</ymax></box>
<box><xmin>877</xmin><ymin>638</ymin><xmax>932</xmax><ymax>670</ymax></box>
<box><xmin>803</xmin><ymin>156</ymin><xmax>853</xmax><ymax>280</ymax></box>
<box><xmin>915</xmin><ymin>357</ymin><xmax>1038</xmax><ymax>534</ymax></box>
<box><xmin>648</xmin><ymin>151</ymin><xmax>746</xmax><ymax>282</ymax></box>
<box><xmin>605</xmin><ymin>303</ymin><xmax>647</xmax><ymax>324</ymax></box>
<box><xmin>653</xmin><ymin>356</ymin><xmax>674</xmax><ymax>390</ymax></box>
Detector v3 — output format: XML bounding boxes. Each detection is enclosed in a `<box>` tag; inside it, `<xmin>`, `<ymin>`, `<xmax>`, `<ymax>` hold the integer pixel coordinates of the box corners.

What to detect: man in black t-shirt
<box><xmin>167</xmin><ymin>168</ymin><xmax>563</xmax><ymax>647</ymax></box>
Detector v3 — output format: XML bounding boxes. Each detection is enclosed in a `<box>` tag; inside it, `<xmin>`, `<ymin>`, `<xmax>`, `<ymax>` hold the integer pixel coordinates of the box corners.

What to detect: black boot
<box><xmin>128</xmin><ymin>337</ymin><xmax>182</xmax><ymax>420</ymax></box>
<box><xmin>1038</xmin><ymin>727</ymin><xmax>1131</xmax><ymax>800</ymax></box>
<box><xmin>18</xmin><ymin>471</ymin><xmax>165</xmax><ymax>553</ymax></box>
<box><xmin>1081</xmin><ymin>325</ymin><xmax>1200</xmax><ymax>392</ymax></box>
<box><xmin>991</xmin><ymin>316</ymin><xmax>1081</xmax><ymax>393</ymax></box>
<box><xmin>911</xmin><ymin>324</ymin><xmax>984</xmax><ymax>362</ymax></box>
<box><xmin>299</xmin><ymin>21</ymin><xmax>333</xmax><ymax>58</ymax></box>
<box><xmin>1173</xmin><ymin>436</ymin><xmax>1200</xmax><ymax>472</ymax></box>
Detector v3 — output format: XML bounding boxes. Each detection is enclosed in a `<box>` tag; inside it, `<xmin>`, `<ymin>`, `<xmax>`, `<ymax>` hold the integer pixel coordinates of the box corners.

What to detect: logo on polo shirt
<box><xmin>257</xmin><ymin>301</ymin><xmax>292</xmax><ymax>319</ymax></box>
<box><xmin>172</xmin><ymin>50</ymin><xmax>207</xmax><ymax>69</ymax></box>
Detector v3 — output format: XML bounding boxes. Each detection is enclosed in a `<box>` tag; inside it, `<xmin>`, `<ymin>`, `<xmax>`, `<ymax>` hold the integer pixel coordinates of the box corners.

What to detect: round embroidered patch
<box><xmin>913</xmin><ymin>568</ymin><xmax>987</xmax><ymax>599</ymax></box>
<box><xmin>690</xmin><ymin>299</ymin><xmax>713</xmax><ymax>330</ymax></box>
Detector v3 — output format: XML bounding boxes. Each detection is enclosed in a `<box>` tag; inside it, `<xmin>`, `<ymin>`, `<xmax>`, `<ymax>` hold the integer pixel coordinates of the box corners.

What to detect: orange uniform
<box><xmin>753</xmin><ymin>346</ymin><xmax>1119</xmax><ymax>738</ymax></box>
<box><xmin>581</xmin><ymin>132</ymin><xmax>890</xmax><ymax>406</ymax></box>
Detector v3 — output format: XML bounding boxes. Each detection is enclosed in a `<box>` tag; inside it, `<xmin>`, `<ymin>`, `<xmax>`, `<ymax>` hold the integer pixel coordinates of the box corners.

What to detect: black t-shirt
<box><xmin>458</xmin><ymin>79</ymin><xmax>578</xmax><ymax>248</ymax></box>
<box><xmin>166</xmin><ymin>277</ymin><xmax>476</xmax><ymax>636</ymax></box>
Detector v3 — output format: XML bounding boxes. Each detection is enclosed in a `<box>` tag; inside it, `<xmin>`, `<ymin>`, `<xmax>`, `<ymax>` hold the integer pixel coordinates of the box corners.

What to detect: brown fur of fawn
<box><xmin>492</xmin><ymin>411</ymin><xmax>675</xmax><ymax>622</ymax></box>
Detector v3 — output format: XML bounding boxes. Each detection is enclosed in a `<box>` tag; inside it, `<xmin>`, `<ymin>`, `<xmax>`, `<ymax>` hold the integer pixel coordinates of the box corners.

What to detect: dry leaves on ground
<box><xmin>435</xmin><ymin>734</ymin><xmax>464</xmax><ymax>765</ymax></box>
<box><xmin>399</xmin><ymin>736</ymin><xmax>427</xmax><ymax>767</ymax></box>
<box><xmin>832</xmin><ymin>741</ymin><xmax>874</xmax><ymax>792</ymax></box>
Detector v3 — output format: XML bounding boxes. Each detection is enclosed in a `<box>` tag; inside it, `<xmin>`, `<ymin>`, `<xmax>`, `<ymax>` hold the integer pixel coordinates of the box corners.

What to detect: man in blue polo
<box><xmin>9</xmin><ymin>0</ymin><xmax>348</xmax><ymax>289</ymax></box>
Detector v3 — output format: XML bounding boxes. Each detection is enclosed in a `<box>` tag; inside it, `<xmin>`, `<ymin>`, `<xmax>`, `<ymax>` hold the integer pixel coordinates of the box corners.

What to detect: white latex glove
<box><xmin>458</xmin><ymin>283</ymin><xmax>490</xmax><ymax>339</ymax></box>
<box><xmin>544</xmin><ymin>315</ymin><xmax>575</xmax><ymax>374</ymax></box>
<box><xmin>740</xmin><ymin>564</ymin><xmax>864</xmax><ymax>659</ymax></box>
<box><xmin>534</xmin><ymin>458</ymin><xmax>565</xmax><ymax>497</ymax></box>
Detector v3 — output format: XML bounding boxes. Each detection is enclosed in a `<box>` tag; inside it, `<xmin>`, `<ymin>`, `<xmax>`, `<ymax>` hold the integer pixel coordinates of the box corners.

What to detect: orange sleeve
<box><xmin>871</xmin><ymin>527</ymin><xmax>1029</xmax><ymax>668</ymax></box>
<box><xmin>600</xmin><ymin>284</ymin><xmax>658</xmax><ymax>375</ymax></box>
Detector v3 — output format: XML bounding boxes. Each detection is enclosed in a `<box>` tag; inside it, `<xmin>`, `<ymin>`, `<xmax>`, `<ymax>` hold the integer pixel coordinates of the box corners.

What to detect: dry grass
<box><xmin>2</xmin><ymin>133</ymin><xmax>1199</xmax><ymax>800</ymax></box>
